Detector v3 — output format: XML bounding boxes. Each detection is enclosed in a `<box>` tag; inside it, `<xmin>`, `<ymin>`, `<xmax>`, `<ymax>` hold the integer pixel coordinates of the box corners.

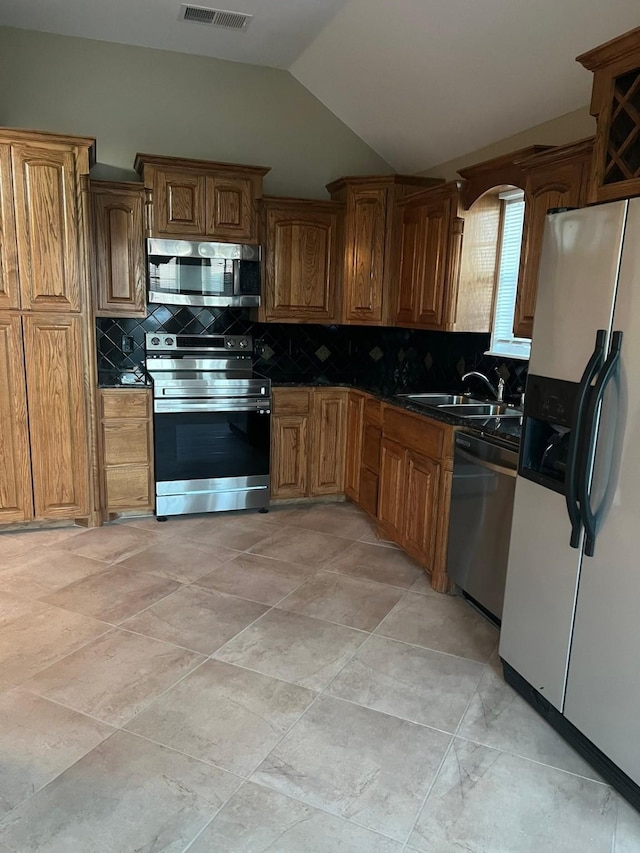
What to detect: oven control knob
<box><xmin>225</xmin><ymin>339</ymin><xmax>236</xmax><ymax>349</ymax></box>
<box><xmin>150</xmin><ymin>337</ymin><xmax>160</xmax><ymax>346</ymax></box>
<box><xmin>238</xmin><ymin>339</ymin><xmax>248</xmax><ymax>348</ymax></box>
<box><xmin>164</xmin><ymin>337</ymin><xmax>174</xmax><ymax>346</ymax></box>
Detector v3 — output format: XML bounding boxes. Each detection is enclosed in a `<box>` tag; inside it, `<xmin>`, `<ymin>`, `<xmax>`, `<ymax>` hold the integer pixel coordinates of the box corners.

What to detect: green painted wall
<box><xmin>0</xmin><ymin>26</ymin><xmax>391</xmax><ymax>197</ymax></box>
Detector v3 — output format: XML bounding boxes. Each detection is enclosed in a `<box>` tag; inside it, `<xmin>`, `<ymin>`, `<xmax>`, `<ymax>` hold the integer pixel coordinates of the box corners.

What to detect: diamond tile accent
<box><xmin>369</xmin><ymin>346</ymin><xmax>384</xmax><ymax>362</ymax></box>
<box><xmin>315</xmin><ymin>345</ymin><xmax>331</xmax><ymax>363</ymax></box>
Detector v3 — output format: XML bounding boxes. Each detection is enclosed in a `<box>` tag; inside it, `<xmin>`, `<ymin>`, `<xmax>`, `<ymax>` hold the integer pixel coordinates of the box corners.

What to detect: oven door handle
<box><xmin>154</xmin><ymin>400</ymin><xmax>271</xmax><ymax>414</ymax></box>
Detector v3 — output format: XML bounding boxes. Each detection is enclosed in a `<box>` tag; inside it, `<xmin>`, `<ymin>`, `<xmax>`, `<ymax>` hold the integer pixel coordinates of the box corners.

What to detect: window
<box><xmin>486</xmin><ymin>189</ymin><xmax>531</xmax><ymax>360</ymax></box>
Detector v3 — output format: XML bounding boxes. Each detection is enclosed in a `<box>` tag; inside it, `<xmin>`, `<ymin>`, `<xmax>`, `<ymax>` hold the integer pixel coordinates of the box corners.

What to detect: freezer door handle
<box><xmin>565</xmin><ymin>329</ymin><xmax>607</xmax><ymax>549</ymax></box>
<box><xmin>579</xmin><ymin>330</ymin><xmax>623</xmax><ymax>557</ymax></box>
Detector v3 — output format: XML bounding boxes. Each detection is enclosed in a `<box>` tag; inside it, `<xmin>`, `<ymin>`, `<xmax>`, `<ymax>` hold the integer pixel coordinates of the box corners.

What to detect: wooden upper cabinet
<box><xmin>395</xmin><ymin>184</ymin><xmax>461</xmax><ymax>330</ymax></box>
<box><xmin>12</xmin><ymin>144</ymin><xmax>82</xmax><ymax>312</ymax></box>
<box><xmin>261</xmin><ymin>197</ymin><xmax>343</xmax><ymax>323</ymax></box>
<box><xmin>135</xmin><ymin>154</ymin><xmax>270</xmax><ymax>242</ymax></box>
<box><xmin>577</xmin><ymin>27</ymin><xmax>640</xmax><ymax>203</ymax></box>
<box><xmin>23</xmin><ymin>314</ymin><xmax>89</xmax><ymax>519</ymax></box>
<box><xmin>342</xmin><ymin>186</ymin><xmax>386</xmax><ymax>322</ymax></box>
<box><xmin>0</xmin><ymin>145</ymin><xmax>19</xmax><ymax>309</ymax></box>
<box><xmin>514</xmin><ymin>139</ymin><xmax>594</xmax><ymax>339</ymax></box>
<box><xmin>0</xmin><ymin>315</ymin><xmax>32</xmax><ymax>523</ymax></box>
<box><xmin>327</xmin><ymin>175</ymin><xmax>442</xmax><ymax>326</ymax></box>
<box><xmin>153</xmin><ymin>168</ymin><xmax>205</xmax><ymax>236</ymax></box>
<box><xmin>91</xmin><ymin>181</ymin><xmax>146</xmax><ymax>317</ymax></box>
<box><xmin>205</xmin><ymin>174</ymin><xmax>258</xmax><ymax>241</ymax></box>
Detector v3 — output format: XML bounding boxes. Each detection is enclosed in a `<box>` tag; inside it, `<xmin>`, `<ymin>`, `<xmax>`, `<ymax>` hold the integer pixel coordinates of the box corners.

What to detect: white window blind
<box><xmin>486</xmin><ymin>191</ymin><xmax>531</xmax><ymax>360</ymax></box>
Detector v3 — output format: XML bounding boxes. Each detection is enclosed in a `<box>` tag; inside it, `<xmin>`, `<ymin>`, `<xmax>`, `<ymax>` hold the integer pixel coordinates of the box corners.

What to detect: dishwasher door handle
<box><xmin>456</xmin><ymin>447</ymin><xmax>517</xmax><ymax>478</ymax></box>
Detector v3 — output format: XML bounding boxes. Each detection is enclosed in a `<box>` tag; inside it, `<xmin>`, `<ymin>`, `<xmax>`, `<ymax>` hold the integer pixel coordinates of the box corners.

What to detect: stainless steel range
<box><xmin>145</xmin><ymin>333</ymin><xmax>271</xmax><ymax>518</ymax></box>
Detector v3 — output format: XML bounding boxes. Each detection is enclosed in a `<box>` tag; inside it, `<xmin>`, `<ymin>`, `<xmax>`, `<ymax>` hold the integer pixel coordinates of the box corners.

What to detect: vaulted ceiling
<box><xmin>2</xmin><ymin>0</ymin><xmax>639</xmax><ymax>171</ymax></box>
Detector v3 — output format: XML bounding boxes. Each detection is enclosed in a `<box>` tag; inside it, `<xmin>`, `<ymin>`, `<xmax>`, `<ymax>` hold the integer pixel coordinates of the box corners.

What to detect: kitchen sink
<box><xmin>438</xmin><ymin>403</ymin><xmax>522</xmax><ymax>418</ymax></box>
<box><xmin>400</xmin><ymin>393</ymin><xmax>486</xmax><ymax>406</ymax></box>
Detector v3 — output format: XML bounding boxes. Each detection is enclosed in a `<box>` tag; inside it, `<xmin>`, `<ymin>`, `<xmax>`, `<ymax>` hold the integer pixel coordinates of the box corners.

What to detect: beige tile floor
<box><xmin>0</xmin><ymin>501</ymin><xmax>638</xmax><ymax>851</ymax></box>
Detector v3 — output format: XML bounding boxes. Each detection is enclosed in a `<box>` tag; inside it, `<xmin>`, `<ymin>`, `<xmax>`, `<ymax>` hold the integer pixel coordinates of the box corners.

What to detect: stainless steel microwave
<box><xmin>147</xmin><ymin>238</ymin><xmax>261</xmax><ymax>308</ymax></box>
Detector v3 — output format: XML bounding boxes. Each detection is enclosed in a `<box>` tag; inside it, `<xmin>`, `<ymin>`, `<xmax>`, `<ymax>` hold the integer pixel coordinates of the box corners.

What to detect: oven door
<box><xmin>153</xmin><ymin>405</ymin><xmax>271</xmax><ymax>514</ymax></box>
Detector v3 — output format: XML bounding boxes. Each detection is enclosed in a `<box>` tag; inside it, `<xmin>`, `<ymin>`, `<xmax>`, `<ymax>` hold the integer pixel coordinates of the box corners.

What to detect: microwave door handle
<box><xmin>232</xmin><ymin>260</ymin><xmax>240</xmax><ymax>296</ymax></box>
<box><xmin>565</xmin><ymin>329</ymin><xmax>606</xmax><ymax>549</ymax></box>
<box><xmin>579</xmin><ymin>330</ymin><xmax>623</xmax><ymax>558</ymax></box>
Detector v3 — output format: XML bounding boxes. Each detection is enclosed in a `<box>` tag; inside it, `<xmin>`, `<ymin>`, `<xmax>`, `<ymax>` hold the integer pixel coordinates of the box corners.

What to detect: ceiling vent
<box><xmin>179</xmin><ymin>5</ymin><xmax>252</xmax><ymax>29</ymax></box>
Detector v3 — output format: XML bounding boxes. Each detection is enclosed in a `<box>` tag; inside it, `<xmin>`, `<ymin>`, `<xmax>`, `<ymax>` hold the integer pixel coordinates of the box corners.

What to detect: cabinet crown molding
<box><xmin>457</xmin><ymin>146</ymin><xmax>552</xmax><ymax>209</ymax></box>
<box><xmin>576</xmin><ymin>26</ymin><xmax>640</xmax><ymax>72</ymax></box>
<box><xmin>513</xmin><ymin>137</ymin><xmax>595</xmax><ymax>170</ymax></box>
<box><xmin>0</xmin><ymin>127</ymin><xmax>96</xmax><ymax>168</ymax></box>
<box><xmin>395</xmin><ymin>179</ymin><xmax>463</xmax><ymax>208</ymax></box>
<box><xmin>325</xmin><ymin>174</ymin><xmax>443</xmax><ymax>194</ymax></box>
<box><xmin>134</xmin><ymin>152</ymin><xmax>271</xmax><ymax>180</ymax></box>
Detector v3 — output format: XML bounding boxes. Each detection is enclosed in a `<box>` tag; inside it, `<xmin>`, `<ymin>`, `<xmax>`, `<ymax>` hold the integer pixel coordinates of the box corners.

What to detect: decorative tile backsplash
<box><xmin>96</xmin><ymin>306</ymin><xmax>528</xmax><ymax>399</ymax></box>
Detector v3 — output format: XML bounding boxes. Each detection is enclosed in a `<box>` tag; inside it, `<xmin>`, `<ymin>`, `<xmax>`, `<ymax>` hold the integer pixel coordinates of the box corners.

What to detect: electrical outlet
<box><xmin>122</xmin><ymin>335</ymin><xmax>134</xmax><ymax>353</ymax></box>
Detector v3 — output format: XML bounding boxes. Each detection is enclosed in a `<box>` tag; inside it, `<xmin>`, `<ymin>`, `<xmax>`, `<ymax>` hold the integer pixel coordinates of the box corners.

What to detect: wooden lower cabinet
<box><xmin>310</xmin><ymin>389</ymin><xmax>347</xmax><ymax>495</ymax></box>
<box><xmin>378</xmin><ymin>438</ymin><xmax>406</xmax><ymax>542</ymax></box>
<box><xmin>377</xmin><ymin>405</ymin><xmax>454</xmax><ymax>592</ymax></box>
<box><xmin>23</xmin><ymin>314</ymin><xmax>90</xmax><ymax>519</ymax></box>
<box><xmin>99</xmin><ymin>389</ymin><xmax>153</xmax><ymax>514</ymax></box>
<box><xmin>270</xmin><ymin>387</ymin><xmax>347</xmax><ymax>499</ymax></box>
<box><xmin>271</xmin><ymin>415</ymin><xmax>308</xmax><ymax>499</ymax></box>
<box><xmin>344</xmin><ymin>391</ymin><xmax>365</xmax><ymax>500</ymax></box>
<box><xmin>0</xmin><ymin>315</ymin><xmax>32</xmax><ymax>522</ymax></box>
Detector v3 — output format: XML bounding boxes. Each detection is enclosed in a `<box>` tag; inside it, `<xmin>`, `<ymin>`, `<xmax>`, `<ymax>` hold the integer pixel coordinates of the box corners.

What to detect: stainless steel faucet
<box><xmin>462</xmin><ymin>370</ymin><xmax>505</xmax><ymax>402</ymax></box>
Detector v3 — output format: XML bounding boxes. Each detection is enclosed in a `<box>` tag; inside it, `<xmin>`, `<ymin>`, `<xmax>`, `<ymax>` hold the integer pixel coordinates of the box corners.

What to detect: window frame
<box><xmin>485</xmin><ymin>189</ymin><xmax>531</xmax><ymax>361</ymax></box>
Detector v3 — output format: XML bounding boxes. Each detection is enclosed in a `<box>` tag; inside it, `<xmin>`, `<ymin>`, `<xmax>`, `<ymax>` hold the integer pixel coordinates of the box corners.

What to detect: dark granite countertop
<box><xmin>98</xmin><ymin>368</ymin><xmax>151</xmax><ymax>388</ymax></box>
<box><xmin>273</xmin><ymin>381</ymin><xmax>522</xmax><ymax>448</ymax></box>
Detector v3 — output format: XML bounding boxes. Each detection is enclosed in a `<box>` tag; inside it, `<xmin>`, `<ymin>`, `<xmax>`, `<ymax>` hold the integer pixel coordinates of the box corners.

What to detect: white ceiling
<box><xmin>0</xmin><ymin>0</ymin><xmax>348</xmax><ymax>68</ymax></box>
<box><xmin>2</xmin><ymin>0</ymin><xmax>640</xmax><ymax>172</ymax></box>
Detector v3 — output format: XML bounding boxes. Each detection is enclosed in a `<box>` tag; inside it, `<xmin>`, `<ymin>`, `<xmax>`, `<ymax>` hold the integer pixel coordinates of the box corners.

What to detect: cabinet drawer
<box><xmin>359</xmin><ymin>467</ymin><xmax>379</xmax><ymax>518</ymax></box>
<box><xmin>362</xmin><ymin>424</ymin><xmax>381</xmax><ymax>474</ymax></box>
<box><xmin>105</xmin><ymin>466</ymin><xmax>152</xmax><ymax>509</ymax></box>
<box><xmin>103</xmin><ymin>420</ymin><xmax>150</xmax><ymax>466</ymax></box>
<box><xmin>383</xmin><ymin>406</ymin><xmax>446</xmax><ymax>460</ymax></box>
<box><xmin>101</xmin><ymin>389</ymin><xmax>150</xmax><ymax>420</ymax></box>
<box><xmin>272</xmin><ymin>388</ymin><xmax>311</xmax><ymax>416</ymax></box>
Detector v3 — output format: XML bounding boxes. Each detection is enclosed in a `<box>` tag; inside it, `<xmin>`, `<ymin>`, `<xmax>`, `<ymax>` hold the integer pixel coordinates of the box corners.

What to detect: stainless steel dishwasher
<box><xmin>447</xmin><ymin>431</ymin><xmax>518</xmax><ymax>624</ymax></box>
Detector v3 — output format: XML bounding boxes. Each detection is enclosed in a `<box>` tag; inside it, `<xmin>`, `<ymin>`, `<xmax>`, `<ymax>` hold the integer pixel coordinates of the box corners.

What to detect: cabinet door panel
<box><xmin>0</xmin><ymin>146</ymin><xmax>19</xmax><ymax>309</ymax></box>
<box><xmin>106</xmin><ymin>466</ymin><xmax>152</xmax><ymax>510</ymax></box>
<box><xmin>310</xmin><ymin>390</ymin><xmax>347</xmax><ymax>496</ymax></box>
<box><xmin>12</xmin><ymin>145</ymin><xmax>81</xmax><ymax>312</ymax></box>
<box><xmin>403</xmin><ymin>450</ymin><xmax>440</xmax><ymax>569</ymax></box>
<box><xmin>205</xmin><ymin>175</ymin><xmax>256</xmax><ymax>242</ymax></box>
<box><xmin>23</xmin><ymin>315</ymin><xmax>89</xmax><ymax>518</ymax></box>
<box><xmin>378</xmin><ymin>438</ymin><xmax>406</xmax><ymax>542</ymax></box>
<box><xmin>362</xmin><ymin>424</ymin><xmax>381</xmax><ymax>474</ymax></box>
<box><xmin>103</xmin><ymin>421</ymin><xmax>149</xmax><ymax>466</ymax></box>
<box><xmin>0</xmin><ymin>315</ymin><xmax>32</xmax><ymax>522</ymax></box>
<box><xmin>271</xmin><ymin>415</ymin><xmax>308</xmax><ymax>498</ymax></box>
<box><xmin>395</xmin><ymin>205</ymin><xmax>422</xmax><ymax>325</ymax></box>
<box><xmin>358</xmin><ymin>467</ymin><xmax>379</xmax><ymax>519</ymax></box>
<box><xmin>345</xmin><ymin>392</ymin><xmax>365</xmax><ymax>501</ymax></box>
<box><xmin>153</xmin><ymin>169</ymin><xmax>205</xmax><ymax>236</ymax></box>
<box><xmin>93</xmin><ymin>186</ymin><xmax>146</xmax><ymax>316</ymax></box>
<box><xmin>515</xmin><ymin>157</ymin><xmax>590</xmax><ymax>339</ymax></box>
<box><xmin>415</xmin><ymin>200</ymin><xmax>449</xmax><ymax>327</ymax></box>
<box><xmin>264</xmin><ymin>206</ymin><xmax>339</xmax><ymax>322</ymax></box>
<box><xmin>344</xmin><ymin>188</ymin><xmax>386</xmax><ymax>322</ymax></box>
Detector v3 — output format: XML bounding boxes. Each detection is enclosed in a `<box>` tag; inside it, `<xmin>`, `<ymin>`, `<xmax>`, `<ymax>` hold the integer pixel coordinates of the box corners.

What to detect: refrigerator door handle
<box><xmin>565</xmin><ymin>329</ymin><xmax>607</xmax><ymax>548</ymax></box>
<box><xmin>579</xmin><ymin>330</ymin><xmax>623</xmax><ymax>557</ymax></box>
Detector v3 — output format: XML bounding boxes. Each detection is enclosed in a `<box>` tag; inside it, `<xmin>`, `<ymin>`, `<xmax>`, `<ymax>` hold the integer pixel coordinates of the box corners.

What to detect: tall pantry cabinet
<box><xmin>0</xmin><ymin>129</ymin><xmax>97</xmax><ymax>525</ymax></box>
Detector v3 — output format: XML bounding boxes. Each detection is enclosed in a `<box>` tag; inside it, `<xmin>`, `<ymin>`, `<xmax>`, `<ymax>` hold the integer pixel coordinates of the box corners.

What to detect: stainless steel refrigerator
<box><xmin>500</xmin><ymin>197</ymin><xmax>640</xmax><ymax>809</ymax></box>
